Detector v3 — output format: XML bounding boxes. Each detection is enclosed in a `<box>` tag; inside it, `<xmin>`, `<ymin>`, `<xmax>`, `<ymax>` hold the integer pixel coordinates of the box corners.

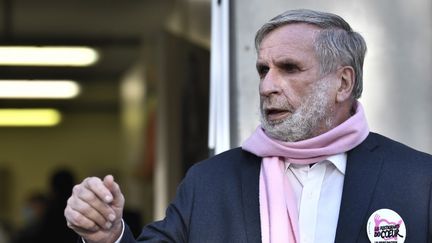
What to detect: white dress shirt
<box><xmin>285</xmin><ymin>153</ymin><xmax>347</xmax><ymax>243</ymax></box>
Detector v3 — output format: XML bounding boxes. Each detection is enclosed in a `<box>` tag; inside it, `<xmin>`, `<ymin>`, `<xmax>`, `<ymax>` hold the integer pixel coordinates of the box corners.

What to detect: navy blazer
<box><xmin>120</xmin><ymin>132</ymin><xmax>432</xmax><ymax>243</ymax></box>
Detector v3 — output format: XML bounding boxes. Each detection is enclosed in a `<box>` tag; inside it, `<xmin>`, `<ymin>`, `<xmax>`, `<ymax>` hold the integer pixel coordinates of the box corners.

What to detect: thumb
<box><xmin>103</xmin><ymin>175</ymin><xmax>124</xmax><ymax>208</ymax></box>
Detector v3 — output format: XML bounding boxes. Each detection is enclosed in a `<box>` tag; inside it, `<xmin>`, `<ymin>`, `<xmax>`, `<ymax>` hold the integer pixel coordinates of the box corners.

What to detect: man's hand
<box><xmin>65</xmin><ymin>175</ymin><xmax>125</xmax><ymax>243</ymax></box>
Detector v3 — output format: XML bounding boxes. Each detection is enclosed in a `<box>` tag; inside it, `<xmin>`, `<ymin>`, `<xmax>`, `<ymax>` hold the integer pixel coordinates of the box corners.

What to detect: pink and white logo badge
<box><xmin>367</xmin><ymin>209</ymin><xmax>406</xmax><ymax>243</ymax></box>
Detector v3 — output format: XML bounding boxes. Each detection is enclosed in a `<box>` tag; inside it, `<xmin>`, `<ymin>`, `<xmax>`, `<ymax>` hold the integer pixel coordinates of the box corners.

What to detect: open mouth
<box><xmin>265</xmin><ymin>108</ymin><xmax>291</xmax><ymax>122</ymax></box>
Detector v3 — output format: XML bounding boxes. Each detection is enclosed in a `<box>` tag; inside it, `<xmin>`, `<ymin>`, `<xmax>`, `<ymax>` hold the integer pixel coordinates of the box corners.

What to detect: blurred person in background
<box><xmin>41</xmin><ymin>169</ymin><xmax>77</xmax><ymax>243</ymax></box>
<box><xmin>12</xmin><ymin>192</ymin><xmax>47</xmax><ymax>243</ymax></box>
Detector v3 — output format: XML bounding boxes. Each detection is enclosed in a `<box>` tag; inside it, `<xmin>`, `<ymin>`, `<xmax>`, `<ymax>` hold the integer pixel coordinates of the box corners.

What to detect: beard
<box><xmin>260</xmin><ymin>79</ymin><xmax>335</xmax><ymax>142</ymax></box>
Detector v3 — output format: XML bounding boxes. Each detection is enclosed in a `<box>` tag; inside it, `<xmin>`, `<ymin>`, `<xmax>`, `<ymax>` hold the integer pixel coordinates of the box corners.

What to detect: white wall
<box><xmin>231</xmin><ymin>0</ymin><xmax>432</xmax><ymax>153</ymax></box>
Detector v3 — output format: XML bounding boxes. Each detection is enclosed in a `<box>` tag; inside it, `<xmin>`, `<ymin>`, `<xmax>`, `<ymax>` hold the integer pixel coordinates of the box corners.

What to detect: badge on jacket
<box><xmin>366</xmin><ymin>208</ymin><xmax>406</xmax><ymax>243</ymax></box>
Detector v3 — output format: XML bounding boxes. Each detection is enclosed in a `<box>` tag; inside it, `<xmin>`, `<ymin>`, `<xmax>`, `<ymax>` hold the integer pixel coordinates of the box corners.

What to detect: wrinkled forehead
<box><xmin>258</xmin><ymin>23</ymin><xmax>321</xmax><ymax>52</ymax></box>
<box><xmin>257</xmin><ymin>23</ymin><xmax>321</xmax><ymax>59</ymax></box>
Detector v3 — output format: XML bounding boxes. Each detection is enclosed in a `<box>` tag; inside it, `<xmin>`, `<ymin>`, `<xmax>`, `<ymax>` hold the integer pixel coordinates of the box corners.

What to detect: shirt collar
<box><xmin>284</xmin><ymin>153</ymin><xmax>347</xmax><ymax>175</ymax></box>
<box><xmin>326</xmin><ymin>153</ymin><xmax>347</xmax><ymax>175</ymax></box>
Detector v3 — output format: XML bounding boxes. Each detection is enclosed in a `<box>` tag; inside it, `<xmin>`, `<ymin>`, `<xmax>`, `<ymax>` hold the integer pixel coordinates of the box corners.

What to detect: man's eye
<box><xmin>257</xmin><ymin>66</ymin><xmax>269</xmax><ymax>78</ymax></box>
<box><xmin>282</xmin><ymin>63</ymin><xmax>300</xmax><ymax>73</ymax></box>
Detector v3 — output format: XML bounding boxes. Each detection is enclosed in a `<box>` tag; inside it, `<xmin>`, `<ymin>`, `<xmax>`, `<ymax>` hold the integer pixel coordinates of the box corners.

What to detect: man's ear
<box><xmin>336</xmin><ymin>66</ymin><xmax>355</xmax><ymax>103</ymax></box>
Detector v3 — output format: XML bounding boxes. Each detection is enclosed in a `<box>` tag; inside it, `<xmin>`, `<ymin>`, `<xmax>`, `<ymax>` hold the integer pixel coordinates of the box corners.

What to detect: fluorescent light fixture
<box><xmin>0</xmin><ymin>109</ymin><xmax>61</xmax><ymax>126</ymax></box>
<box><xmin>0</xmin><ymin>80</ymin><xmax>81</xmax><ymax>99</ymax></box>
<box><xmin>0</xmin><ymin>46</ymin><xmax>99</xmax><ymax>66</ymax></box>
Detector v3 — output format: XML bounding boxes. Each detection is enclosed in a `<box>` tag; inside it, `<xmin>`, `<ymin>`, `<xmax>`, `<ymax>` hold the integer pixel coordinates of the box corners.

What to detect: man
<box><xmin>65</xmin><ymin>9</ymin><xmax>432</xmax><ymax>243</ymax></box>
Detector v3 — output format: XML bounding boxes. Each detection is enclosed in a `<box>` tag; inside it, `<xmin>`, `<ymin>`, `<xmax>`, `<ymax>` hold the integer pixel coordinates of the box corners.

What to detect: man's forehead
<box><xmin>257</xmin><ymin>23</ymin><xmax>320</xmax><ymax>61</ymax></box>
<box><xmin>256</xmin><ymin>54</ymin><xmax>302</xmax><ymax>65</ymax></box>
<box><xmin>259</xmin><ymin>23</ymin><xmax>321</xmax><ymax>48</ymax></box>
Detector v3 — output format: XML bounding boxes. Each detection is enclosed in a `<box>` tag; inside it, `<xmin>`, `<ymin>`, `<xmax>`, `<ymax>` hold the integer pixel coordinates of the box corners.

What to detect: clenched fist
<box><xmin>64</xmin><ymin>175</ymin><xmax>125</xmax><ymax>243</ymax></box>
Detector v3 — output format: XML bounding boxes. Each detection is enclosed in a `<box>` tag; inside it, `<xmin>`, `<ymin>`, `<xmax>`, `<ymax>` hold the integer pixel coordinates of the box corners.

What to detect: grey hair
<box><xmin>255</xmin><ymin>9</ymin><xmax>367</xmax><ymax>99</ymax></box>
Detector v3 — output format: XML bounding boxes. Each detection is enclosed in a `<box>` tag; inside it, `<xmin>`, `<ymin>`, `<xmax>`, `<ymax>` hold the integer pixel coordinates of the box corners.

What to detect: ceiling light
<box><xmin>0</xmin><ymin>46</ymin><xmax>99</xmax><ymax>66</ymax></box>
<box><xmin>0</xmin><ymin>80</ymin><xmax>81</xmax><ymax>99</ymax></box>
<box><xmin>0</xmin><ymin>109</ymin><xmax>61</xmax><ymax>126</ymax></box>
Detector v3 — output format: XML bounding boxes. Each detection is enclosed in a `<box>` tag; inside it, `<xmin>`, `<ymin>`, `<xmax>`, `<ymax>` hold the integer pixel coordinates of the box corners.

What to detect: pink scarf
<box><xmin>242</xmin><ymin>102</ymin><xmax>369</xmax><ymax>243</ymax></box>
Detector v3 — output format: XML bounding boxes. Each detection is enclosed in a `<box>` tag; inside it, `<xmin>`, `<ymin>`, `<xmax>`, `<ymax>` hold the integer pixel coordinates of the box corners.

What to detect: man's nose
<box><xmin>259</xmin><ymin>70</ymin><xmax>282</xmax><ymax>97</ymax></box>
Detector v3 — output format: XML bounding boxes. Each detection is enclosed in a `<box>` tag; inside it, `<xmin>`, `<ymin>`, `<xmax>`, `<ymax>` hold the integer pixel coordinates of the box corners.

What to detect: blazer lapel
<box><xmin>240</xmin><ymin>150</ymin><xmax>262</xmax><ymax>243</ymax></box>
<box><xmin>334</xmin><ymin>133</ymin><xmax>384</xmax><ymax>243</ymax></box>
